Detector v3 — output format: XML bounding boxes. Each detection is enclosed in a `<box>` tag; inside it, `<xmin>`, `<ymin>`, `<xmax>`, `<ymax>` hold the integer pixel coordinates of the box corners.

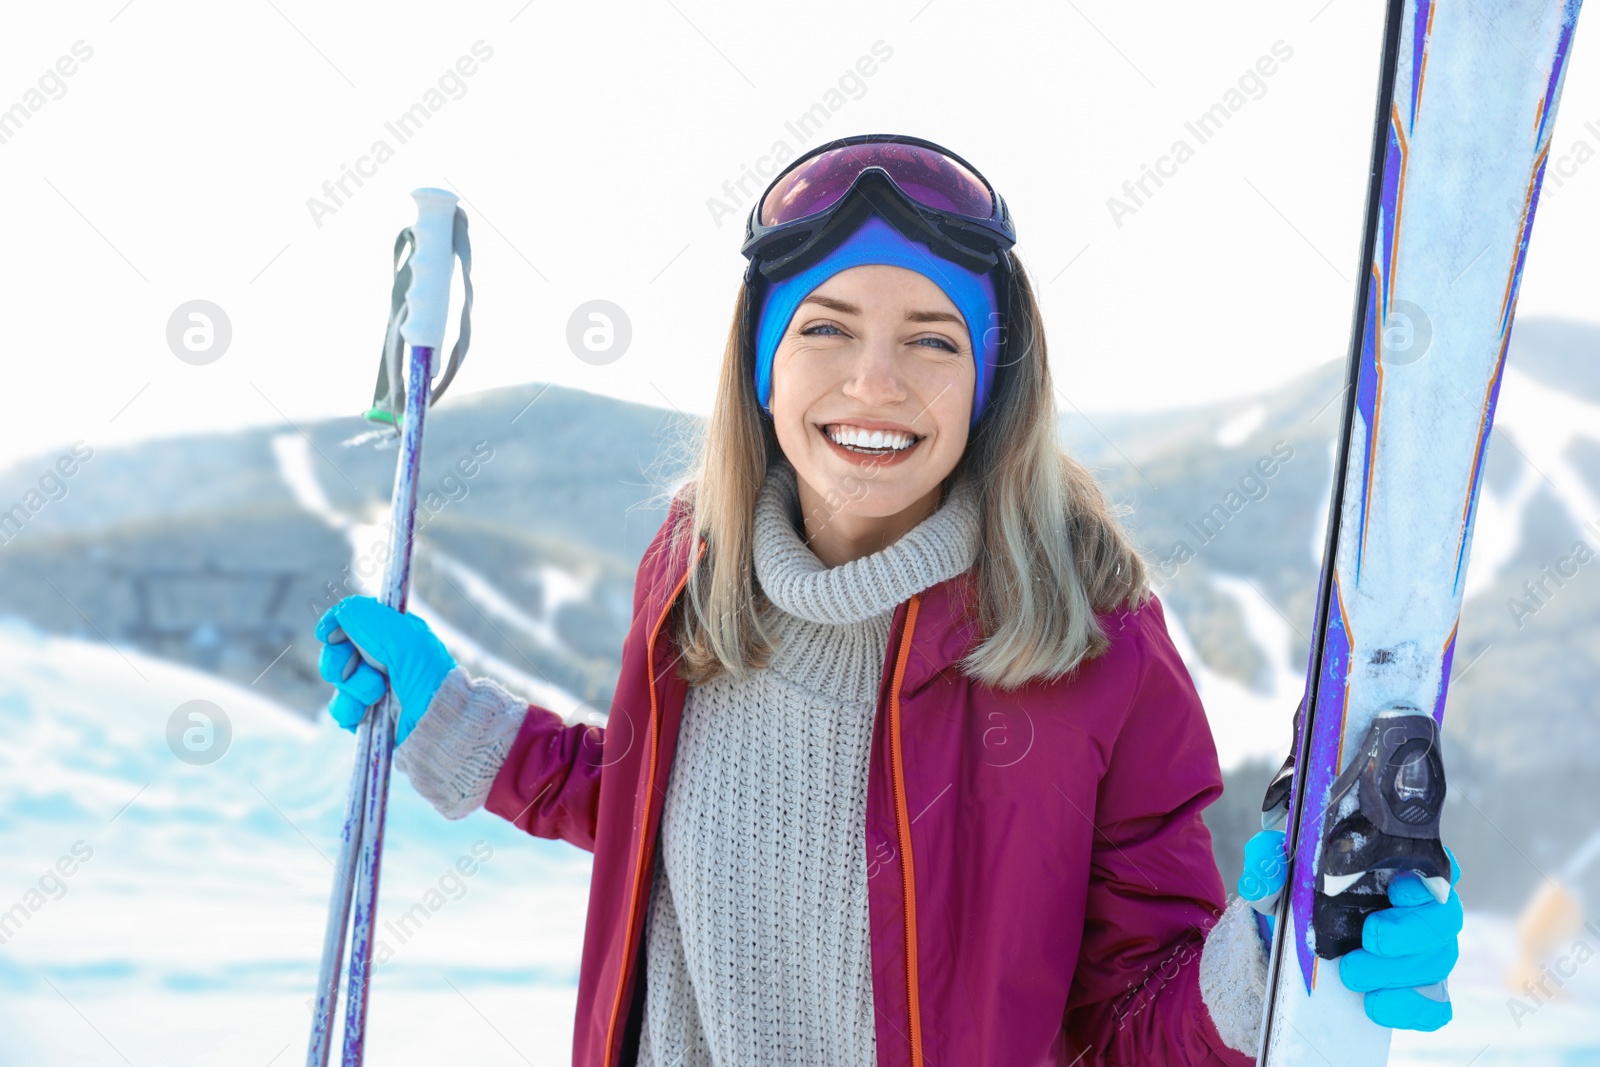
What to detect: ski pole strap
<box><xmin>365</xmin><ymin>206</ymin><xmax>473</xmax><ymax>431</ymax></box>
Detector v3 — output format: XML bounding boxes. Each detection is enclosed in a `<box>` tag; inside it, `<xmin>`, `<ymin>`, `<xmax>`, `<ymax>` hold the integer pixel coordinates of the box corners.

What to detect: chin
<box><xmin>778</xmin><ymin>422</ymin><xmax>957</xmax><ymax>520</ymax></box>
<box><xmin>831</xmin><ymin>488</ymin><xmax>926</xmax><ymax>521</ymax></box>
<box><xmin>809</xmin><ymin>456</ymin><xmax>943</xmax><ymax>515</ymax></box>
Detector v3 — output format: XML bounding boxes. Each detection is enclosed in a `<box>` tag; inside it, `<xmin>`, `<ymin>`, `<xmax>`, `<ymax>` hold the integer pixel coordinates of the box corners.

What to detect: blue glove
<box><xmin>1237</xmin><ymin>830</ymin><xmax>1462</xmax><ymax>1031</ymax></box>
<box><xmin>1238</xmin><ymin>829</ymin><xmax>1289</xmax><ymax>947</ymax></box>
<box><xmin>1338</xmin><ymin>850</ymin><xmax>1462</xmax><ymax>1032</ymax></box>
<box><xmin>315</xmin><ymin>595</ymin><xmax>456</xmax><ymax>746</ymax></box>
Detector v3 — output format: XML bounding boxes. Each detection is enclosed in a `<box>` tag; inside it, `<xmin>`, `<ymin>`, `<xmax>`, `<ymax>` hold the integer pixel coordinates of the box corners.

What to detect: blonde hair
<box><xmin>669</xmin><ymin>253</ymin><xmax>1150</xmax><ymax>690</ymax></box>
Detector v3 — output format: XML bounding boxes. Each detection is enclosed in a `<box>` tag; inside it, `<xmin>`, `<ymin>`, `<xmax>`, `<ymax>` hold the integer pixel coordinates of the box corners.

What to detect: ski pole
<box><xmin>306</xmin><ymin>188</ymin><xmax>467</xmax><ymax>1067</ymax></box>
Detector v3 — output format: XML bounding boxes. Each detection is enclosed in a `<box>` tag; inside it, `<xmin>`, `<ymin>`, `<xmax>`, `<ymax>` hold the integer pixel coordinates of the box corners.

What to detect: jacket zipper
<box><xmin>603</xmin><ymin>550</ymin><xmax>922</xmax><ymax>1066</ymax></box>
<box><xmin>603</xmin><ymin>541</ymin><xmax>702</xmax><ymax>1067</ymax></box>
<box><xmin>889</xmin><ymin>593</ymin><xmax>925</xmax><ymax>1067</ymax></box>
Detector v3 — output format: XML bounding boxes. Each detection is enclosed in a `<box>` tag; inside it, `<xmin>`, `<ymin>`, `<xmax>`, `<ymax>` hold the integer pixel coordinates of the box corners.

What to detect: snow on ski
<box><xmin>1256</xmin><ymin>1</ymin><xmax>1583</xmax><ymax>1064</ymax></box>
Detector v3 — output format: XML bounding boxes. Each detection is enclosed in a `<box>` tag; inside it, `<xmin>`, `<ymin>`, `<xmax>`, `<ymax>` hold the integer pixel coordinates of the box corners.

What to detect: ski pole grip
<box><xmin>399</xmin><ymin>187</ymin><xmax>459</xmax><ymax>351</ymax></box>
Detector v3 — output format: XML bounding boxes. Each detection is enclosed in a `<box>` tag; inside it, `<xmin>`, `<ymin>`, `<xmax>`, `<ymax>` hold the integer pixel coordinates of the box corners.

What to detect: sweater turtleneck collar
<box><xmin>751</xmin><ymin>460</ymin><xmax>981</xmax><ymax>626</ymax></box>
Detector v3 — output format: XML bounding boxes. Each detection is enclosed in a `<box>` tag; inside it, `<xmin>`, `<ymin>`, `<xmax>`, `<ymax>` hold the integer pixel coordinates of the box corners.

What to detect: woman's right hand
<box><xmin>314</xmin><ymin>595</ymin><xmax>457</xmax><ymax>745</ymax></box>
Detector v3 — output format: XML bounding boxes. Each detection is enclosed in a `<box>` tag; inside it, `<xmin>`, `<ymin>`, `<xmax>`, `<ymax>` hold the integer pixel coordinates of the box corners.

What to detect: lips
<box><xmin>824</xmin><ymin>423</ymin><xmax>920</xmax><ymax>453</ymax></box>
<box><xmin>818</xmin><ymin>422</ymin><xmax>924</xmax><ymax>467</ymax></box>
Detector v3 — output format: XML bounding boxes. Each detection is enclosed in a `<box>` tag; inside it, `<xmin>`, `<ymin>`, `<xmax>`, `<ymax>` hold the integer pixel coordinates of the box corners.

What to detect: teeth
<box><xmin>826</xmin><ymin>425</ymin><xmax>916</xmax><ymax>451</ymax></box>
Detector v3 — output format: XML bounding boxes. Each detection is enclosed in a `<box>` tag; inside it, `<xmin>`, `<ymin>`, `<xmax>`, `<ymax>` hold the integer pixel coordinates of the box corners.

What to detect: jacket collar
<box><xmin>896</xmin><ymin>570</ymin><xmax>983</xmax><ymax>694</ymax></box>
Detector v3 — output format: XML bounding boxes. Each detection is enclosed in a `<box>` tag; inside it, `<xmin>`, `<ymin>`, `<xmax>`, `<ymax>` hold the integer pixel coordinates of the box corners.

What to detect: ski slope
<box><xmin>0</xmin><ymin>618</ymin><xmax>592</xmax><ymax>1066</ymax></box>
<box><xmin>271</xmin><ymin>429</ymin><xmax>590</xmax><ymax>722</ymax></box>
<box><xmin>1179</xmin><ymin>363</ymin><xmax>1600</xmax><ymax>771</ymax></box>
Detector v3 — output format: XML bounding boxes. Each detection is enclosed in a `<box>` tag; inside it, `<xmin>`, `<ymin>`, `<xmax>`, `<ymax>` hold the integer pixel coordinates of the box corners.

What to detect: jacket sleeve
<box><xmin>478</xmin><ymin>684</ymin><xmax>609</xmax><ymax>852</ymax></box>
<box><xmin>390</xmin><ymin>662</ymin><xmax>608</xmax><ymax>852</ymax></box>
<box><xmin>473</xmin><ymin>495</ymin><xmax>693</xmax><ymax>853</ymax></box>
<box><xmin>1062</xmin><ymin>600</ymin><xmax>1258</xmax><ymax>1066</ymax></box>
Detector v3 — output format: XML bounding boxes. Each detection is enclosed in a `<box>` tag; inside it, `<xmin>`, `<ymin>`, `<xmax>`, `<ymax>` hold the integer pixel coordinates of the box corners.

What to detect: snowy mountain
<box><xmin>0</xmin><ymin>384</ymin><xmax>682</xmax><ymax>722</ymax></box>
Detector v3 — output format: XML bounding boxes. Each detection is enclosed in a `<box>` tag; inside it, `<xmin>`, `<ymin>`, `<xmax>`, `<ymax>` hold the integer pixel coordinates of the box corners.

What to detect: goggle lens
<box><xmin>758</xmin><ymin>141</ymin><xmax>995</xmax><ymax>228</ymax></box>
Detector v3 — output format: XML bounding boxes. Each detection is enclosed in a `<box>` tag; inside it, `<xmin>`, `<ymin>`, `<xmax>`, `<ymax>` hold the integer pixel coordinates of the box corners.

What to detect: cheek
<box><xmin>768</xmin><ymin>353</ymin><xmax>826</xmax><ymax>446</ymax></box>
<box><xmin>768</xmin><ymin>355</ymin><xmax>803</xmax><ymax>419</ymax></box>
<box><xmin>927</xmin><ymin>363</ymin><xmax>976</xmax><ymax>444</ymax></box>
<box><xmin>770</xmin><ymin>344</ymin><xmax>851</xmax><ymax>414</ymax></box>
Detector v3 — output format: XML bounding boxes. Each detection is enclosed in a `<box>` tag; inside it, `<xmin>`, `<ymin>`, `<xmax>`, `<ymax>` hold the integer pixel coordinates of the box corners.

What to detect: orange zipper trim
<box><xmin>602</xmin><ymin>539</ymin><xmax>703</xmax><ymax>1066</ymax></box>
<box><xmin>889</xmin><ymin>593</ymin><xmax>925</xmax><ymax>1067</ymax></box>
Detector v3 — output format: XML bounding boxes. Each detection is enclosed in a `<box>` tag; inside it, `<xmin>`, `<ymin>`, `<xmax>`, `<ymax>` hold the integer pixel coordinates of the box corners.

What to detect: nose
<box><xmin>841</xmin><ymin>335</ymin><xmax>908</xmax><ymax>408</ymax></box>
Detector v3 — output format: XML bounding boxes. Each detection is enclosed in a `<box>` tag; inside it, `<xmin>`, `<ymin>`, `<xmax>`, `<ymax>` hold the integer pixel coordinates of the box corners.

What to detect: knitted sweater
<box><xmin>391</xmin><ymin>465</ymin><xmax>1269</xmax><ymax>1063</ymax></box>
<box><xmin>634</xmin><ymin>463</ymin><xmax>981</xmax><ymax>1067</ymax></box>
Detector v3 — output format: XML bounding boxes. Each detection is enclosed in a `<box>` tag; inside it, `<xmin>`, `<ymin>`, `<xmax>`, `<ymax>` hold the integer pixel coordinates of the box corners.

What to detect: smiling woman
<box><xmin>639</xmin><ymin>135</ymin><xmax>1267</xmax><ymax>1066</ymax></box>
<box><xmin>314</xmin><ymin>133</ymin><xmax>1461</xmax><ymax>1067</ymax></box>
<box><xmin>677</xmin><ymin>178</ymin><xmax>1139</xmax><ymax>691</ymax></box>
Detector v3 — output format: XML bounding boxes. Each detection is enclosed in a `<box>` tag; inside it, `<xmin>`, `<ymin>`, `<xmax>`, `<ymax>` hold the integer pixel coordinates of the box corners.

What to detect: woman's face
<box><xmin>768</xmin><ymin>263</ymin><xmax>975</xmax><ymax>528</ymax></box>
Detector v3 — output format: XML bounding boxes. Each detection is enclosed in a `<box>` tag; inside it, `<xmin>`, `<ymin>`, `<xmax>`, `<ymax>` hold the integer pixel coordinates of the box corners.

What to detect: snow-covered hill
<box><xmin>0</xmin><ymin>618</ymin><xmax>590</xmax><ymax>1065</ymax></box>
<box><xmin>1124</xmin><ymin>358</ymin><xmax>1600</xmax><ymax>770</ymax></box>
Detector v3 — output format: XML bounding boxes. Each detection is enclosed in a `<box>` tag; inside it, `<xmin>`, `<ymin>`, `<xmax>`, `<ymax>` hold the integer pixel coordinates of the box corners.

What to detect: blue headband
<box><xmin>753</xmin><ymin>214</ymin><xmax>1000</xmax><ymax>425</ymax></box>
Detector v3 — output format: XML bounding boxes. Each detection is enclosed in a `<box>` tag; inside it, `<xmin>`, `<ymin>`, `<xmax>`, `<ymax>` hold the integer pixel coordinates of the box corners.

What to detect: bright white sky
<box><xmin>1</xmin><ymin>0</ymin><xmax>1597</xmax><ymax>467</ymax></box>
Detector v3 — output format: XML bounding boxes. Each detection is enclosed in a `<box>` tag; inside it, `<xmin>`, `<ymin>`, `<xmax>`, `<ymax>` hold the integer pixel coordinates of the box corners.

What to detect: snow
<box><xmin>0</xmin><ymin>431</ymin><xmax>602</xmax><ymax>1064</ymax></box>
<box><xmin>1189</xmin><ymin>365</ymin><xmax>1600</xmax><ymax>771</ymax></box>
<box><xmin>409</xmin><ymin>590</ymin><xmax>587</xmax><ymax>723</ymax></box>
<box><xmin>0</xmin><ymin>617</ymin><xmax>592</xmax><ymax>1066</ymax></box>
<box><xmin>1463</xmin><ymin>366</ymin><xmax>1600</xmax><ymax>601</ymax></box>
<box><xmin>1162</xmin><ymin>577</ymin><xmax>1300</xmax><ymax>769</ymax></box>
<box><xmin>1217</xmin><ymin>403</ymin><xmax>1267</xmax><ymax>448</ymax></box>
<box><xmin>430</xmin><ymin>552</ymin><xmax>593</xmax><ymax>663</ymax></box>
<box><xmin>271</xmin><ymin>428</ymin><xmax>587</xmax><ymax>721</ymax></box>
<box><xmin>271</xmin><ymin>432</ymin><xmax>344</xmax><ymax>527</ymax></box>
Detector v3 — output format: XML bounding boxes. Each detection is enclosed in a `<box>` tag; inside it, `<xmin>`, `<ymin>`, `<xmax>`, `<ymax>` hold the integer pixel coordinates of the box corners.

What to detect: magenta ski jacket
<box><xmin>484</xmin><ymin>499</ymin><xmax>1253</xmax><ymax>1067</ymax></box>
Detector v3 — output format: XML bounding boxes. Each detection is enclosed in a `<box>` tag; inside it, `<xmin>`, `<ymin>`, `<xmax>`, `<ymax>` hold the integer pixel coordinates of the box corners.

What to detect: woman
<box><xmin>315</xmin><ymin>135</ymin><xmax>1461</xmax><ymax>1066</ymax></box>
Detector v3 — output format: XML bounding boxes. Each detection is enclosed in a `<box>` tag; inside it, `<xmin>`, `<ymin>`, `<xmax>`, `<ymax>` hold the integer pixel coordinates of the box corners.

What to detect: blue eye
<box><xmin>916</xmin><ymin>336</ymin><xmax>958</xmax><ymax>352</ymax></box>
<box><xmin>801</xmin><ymin>323</ymin><xmax>843</xmax><ymax>336</ymax></box>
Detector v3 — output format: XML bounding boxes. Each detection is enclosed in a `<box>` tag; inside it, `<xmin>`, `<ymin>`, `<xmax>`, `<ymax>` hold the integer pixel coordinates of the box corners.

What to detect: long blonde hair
<box><xmin>669</xmin><ymin>253</ymin><xmax>1150</xmax><ymax>690</ymax></box>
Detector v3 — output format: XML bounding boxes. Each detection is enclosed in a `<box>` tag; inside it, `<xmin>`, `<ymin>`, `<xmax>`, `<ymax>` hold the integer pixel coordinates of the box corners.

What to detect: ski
<box><xmin>1256</xmin><ymin>2</ymin><xmax>1583</xmax><ymax>1064</ymax></box>
<box><xmin>305</xmin><ymin>188</ymin><xmax>471</xmax><ymax>1067</ymax></box>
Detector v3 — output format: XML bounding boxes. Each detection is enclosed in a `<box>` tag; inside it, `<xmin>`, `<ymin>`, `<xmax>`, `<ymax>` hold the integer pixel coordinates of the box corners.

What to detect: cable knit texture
<box><xmin>1198</xmin><ymin>896</ymin><xmax>1271</xmax><ymax>1054</ymax></box>
<box><xmin>637</xmin><ymin>461</ymin><xmax>979</xmax><ymax>1067</ymax></box>
<box><xmin>752</xmin><ymin>463</ymin><xmax>982</xmax><ymax>625</ymax></box>
<box><xmin>393</xmin><ymin>666</ymin><xmax>529</xmax><ymax>820</ymax></box>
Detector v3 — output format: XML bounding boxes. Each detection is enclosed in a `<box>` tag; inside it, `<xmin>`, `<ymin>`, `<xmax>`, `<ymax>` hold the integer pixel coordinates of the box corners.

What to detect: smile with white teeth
<box><xmin>824</xmin><ymin>424</ymin><xmax>920</xmax><ymax>454</ymax></box>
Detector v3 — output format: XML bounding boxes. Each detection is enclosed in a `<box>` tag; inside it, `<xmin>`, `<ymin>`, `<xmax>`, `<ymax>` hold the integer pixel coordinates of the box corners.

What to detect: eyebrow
<box><xmin>799</xmin><ymin>294</ymin><xmax>861</xmax><ymax>315</ymax></box>
<box><xmin>798</xmin><ymin>294</ymin><xmax>965</xmax><ymax>327</ymax></box>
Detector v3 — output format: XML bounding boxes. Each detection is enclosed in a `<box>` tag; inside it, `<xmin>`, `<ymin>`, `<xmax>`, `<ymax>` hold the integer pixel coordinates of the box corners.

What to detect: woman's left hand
<box><xmin>1338</xmin><ymin>852</ymin><xmax>1463</xmax><ymax>1032</ymax></box>
<box><xmin>1237</xmin><ymin>830</ymin><xmax>1462</xmax><ymax>1031</ymax></box>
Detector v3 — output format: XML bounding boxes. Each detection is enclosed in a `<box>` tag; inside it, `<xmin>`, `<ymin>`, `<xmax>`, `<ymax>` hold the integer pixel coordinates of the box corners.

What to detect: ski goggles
<box><xmin>741</xmin><ymin>134</ymin><xmax>1017</xmax><ymax>281</ymax></box>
